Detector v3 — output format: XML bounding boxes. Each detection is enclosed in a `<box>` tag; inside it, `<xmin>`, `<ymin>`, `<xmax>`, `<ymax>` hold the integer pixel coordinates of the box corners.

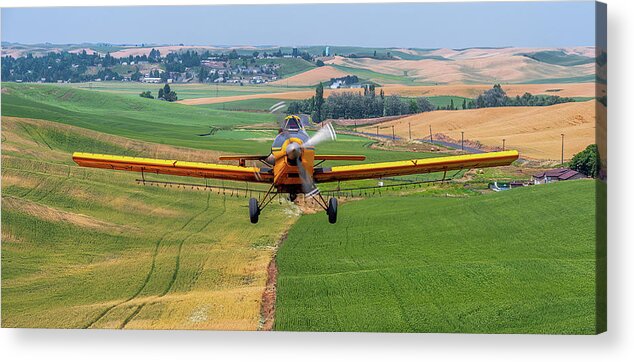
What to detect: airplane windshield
<box><xmin>285</xmin><ymin>118</ymin><xmax>300</xmax><ymax>130</ymax></box>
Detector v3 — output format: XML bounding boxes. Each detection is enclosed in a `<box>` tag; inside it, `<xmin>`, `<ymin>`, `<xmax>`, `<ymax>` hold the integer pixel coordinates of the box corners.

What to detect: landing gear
<box><xmin>249</xmin><ymin>184</ymin><xmax>277</xmax><ymax>224</ymax></box>
<box><xmin>327</xmin><ymin>197</ymin><xmax>338</xmax><ymax>224</ymax></box>
<box><xmin>249</xmin><ymin>197</ymin><xmax>260</xmax><ymax>224</ymax></box>
<box><xmin>289</xmin><ymin>193</ymin><xmax>298</xmax><ymax>202</ymax></box>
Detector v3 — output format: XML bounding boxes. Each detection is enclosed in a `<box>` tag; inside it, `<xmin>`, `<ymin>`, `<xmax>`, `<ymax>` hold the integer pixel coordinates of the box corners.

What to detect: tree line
<box><xmin>287</xmin><ymin>83</ymin><xmax>580</xmax><ymax>121</ymax></box>
<box><xmin>287</xmin><ymin>84</ymin><xmax>436</xmax><ymax>122</ymax></box>
<box><xmin>465</xmin><ymin>84</ymin><xmax>576</xmax><ymax>109</ymax></box>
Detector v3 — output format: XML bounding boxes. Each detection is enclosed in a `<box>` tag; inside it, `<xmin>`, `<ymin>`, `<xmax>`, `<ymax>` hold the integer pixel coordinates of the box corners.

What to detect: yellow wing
<box><xmin>314</xmin><ymin>150</ymin><xmax>519</xmax><ymax>183</ymax></box>
<box><xmin>72</xmin><ymin>152</ymin><xmax>273</xmax><ymax>183</ymax></box>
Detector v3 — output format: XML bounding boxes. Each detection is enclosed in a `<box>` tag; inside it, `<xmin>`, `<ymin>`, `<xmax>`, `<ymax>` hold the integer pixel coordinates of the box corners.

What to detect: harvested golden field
<box><xmin>378</xmin><ymin>83</ymin><xmax>598</xmax><ymax>98</ymax></box>
<box><xmin>270</xmin><ymin>66</ymin><xmax>349</xmax><ymax>86</ymax></box>
<box><xmin>327</xmin><ymin>47</ymin><xmax>596</xmax><ymax>84</ymax></box>
<box><xmin>361</xmin><ymin>101</ymin><xmax>602</xmax><ymax>160</ymax></box>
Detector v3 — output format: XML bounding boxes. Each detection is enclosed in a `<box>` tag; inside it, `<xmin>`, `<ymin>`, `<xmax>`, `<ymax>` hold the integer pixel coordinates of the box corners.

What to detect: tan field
<box><xmin>378</xmin><ymin>83</ymin><xmax>598</xmax><ymax>98</ymax></box>
<box><xmin>269</xmin><ymin>66</ymin><xmax>349</xmax><ymax>86</ymax></box>
<box><xmin>361</xmin><ymin>101</ymin><xmax>602</xmax><ymax>160</ymax></box>
<box><xmin>177</xmin><ymin>83</ymin><xmax>597</xmax><ymax>106</ymax></box>
<box><xmin>327</xmin><ymin>47</ymin><xmax>596</xmax><ymax>84</ymax></box>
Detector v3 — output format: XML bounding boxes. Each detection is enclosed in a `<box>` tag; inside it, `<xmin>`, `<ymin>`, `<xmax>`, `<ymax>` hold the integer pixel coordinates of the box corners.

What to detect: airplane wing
<box><xmin>313</xmin><ymin>150</ymin><xmax>519</xmax><ymax>183</ymax></box>
<box><xmin>72</xmin><ymin>152</ymin><xmax>273</xmax><ymax>183</ymax></box>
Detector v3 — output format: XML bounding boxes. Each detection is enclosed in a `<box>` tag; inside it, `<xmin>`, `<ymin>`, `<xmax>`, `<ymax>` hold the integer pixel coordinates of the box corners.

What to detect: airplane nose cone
<box><xmin>286</xmin><ymin>142</ymin><xmax>302</xmax><ymax>161</ymax></box>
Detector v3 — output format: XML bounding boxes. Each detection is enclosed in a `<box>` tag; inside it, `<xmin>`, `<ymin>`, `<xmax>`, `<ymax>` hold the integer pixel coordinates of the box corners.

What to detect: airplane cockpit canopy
<box><xmin>283</xmin><ymin>115</ymin><xmax>303</xmax><ymax>131</ymax></box>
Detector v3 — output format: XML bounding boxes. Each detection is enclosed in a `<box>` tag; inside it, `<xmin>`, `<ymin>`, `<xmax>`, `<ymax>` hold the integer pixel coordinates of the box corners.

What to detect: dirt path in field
<box><xmin>259</xmin><ymin>230</ymin><xmax>289</xmax><ymax>331</ymax></box>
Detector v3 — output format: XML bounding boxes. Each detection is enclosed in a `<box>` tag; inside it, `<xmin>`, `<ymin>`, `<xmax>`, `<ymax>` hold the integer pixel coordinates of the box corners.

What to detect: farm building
<box><xmin>532</xmin><ymin>168</ymin><xmax>586</xmax><ymax>184</ymax></box>
<box><xmin>141</xmin><ymin>77</ymin><xmax>162</xmax><ymax>83</ymax></box>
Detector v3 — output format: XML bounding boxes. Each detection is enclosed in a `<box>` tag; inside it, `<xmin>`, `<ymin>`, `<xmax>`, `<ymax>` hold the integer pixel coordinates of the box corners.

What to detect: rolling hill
<box><xmin>275</xmin><ymin>179</ymin><xmax>600</xmax><ymax>334</ymax></box>
<box><xmin>361</xmin><ymin>100</ymin><xmax>602</xmax><ymax>160</ymax></box>
<box><xmin>1</xmin><ymin>116</ymin><xmax>297</xmax><ymax>329</ymax></box>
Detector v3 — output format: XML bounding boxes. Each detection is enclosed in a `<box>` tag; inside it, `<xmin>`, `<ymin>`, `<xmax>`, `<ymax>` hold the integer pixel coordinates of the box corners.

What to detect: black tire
<box><xmin>289</xmin><ymin>193</ymin><xmax>298</xmax><ymax>202</ymax></box>
<box><xmin>249</xmin><ymin>198</ymin><xmax>260</xmax><ymax>224</ymax></box>
<box><xmin>327</xmin><ymin>197</ymin><xmax>338</xmax><ymax>224</ymax></box>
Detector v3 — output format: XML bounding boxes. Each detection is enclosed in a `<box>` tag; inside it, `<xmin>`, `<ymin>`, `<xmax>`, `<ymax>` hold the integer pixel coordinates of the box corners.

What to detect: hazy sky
<box><xmin>1</xmin><ymin>2</ymin><xmax>596</xmax><ymax>48</ymax></box>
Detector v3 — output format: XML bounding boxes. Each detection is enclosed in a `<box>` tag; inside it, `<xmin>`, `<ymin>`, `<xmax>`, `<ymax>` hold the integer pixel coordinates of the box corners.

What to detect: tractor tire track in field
<box><xmin>33</xmin><ymin>175</ymin><xmax>70</xmax><ymax>203</ymax></box>
<box><xmin>376</xmin><ymin>270</ymin><xmax>414</xmax><ymax>331</ymax></box>
<box><xmin>159</xmin><ymin>193</ymin><xmax>216</xmax><ymax>297</ymax></box>
<box><xmin>119</xmin><ymin>194</ymin><xmax>222</xmax><ymax>329</ymax></box>
<box><xmin>83</xmin><ymin>194</ymin><xmax>213</xmax><ymax>329</ymax></box>
<box><xmin>18</xmin><ymin>175</ymin><xmax>49</xmax><ymax>199</ymax></box>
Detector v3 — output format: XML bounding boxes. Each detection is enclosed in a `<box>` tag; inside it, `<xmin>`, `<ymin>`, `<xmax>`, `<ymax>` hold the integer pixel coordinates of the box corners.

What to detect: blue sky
<box><xmin>1</xmin><ymin>2</ymin><xmax>596</xmax><ymax>48</ymax></box>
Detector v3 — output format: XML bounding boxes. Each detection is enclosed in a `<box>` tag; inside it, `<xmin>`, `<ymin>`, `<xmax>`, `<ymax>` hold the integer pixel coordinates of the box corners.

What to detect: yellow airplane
<box><xmin>73</xmin><ymin>115</ymin><xmax>518</xmax><ymax>224</ymax></box>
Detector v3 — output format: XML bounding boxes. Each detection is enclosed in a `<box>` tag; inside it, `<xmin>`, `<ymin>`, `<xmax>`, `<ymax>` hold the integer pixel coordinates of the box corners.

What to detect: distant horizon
<box><xmin>1</xmin><ymin>2</ymin><xmax>597</xmax><ymax>49</ymax></box>
<box><xmin>2</xmin><ymin>42</ymin><xmax>595</xmax><ymax>49</ymax></box>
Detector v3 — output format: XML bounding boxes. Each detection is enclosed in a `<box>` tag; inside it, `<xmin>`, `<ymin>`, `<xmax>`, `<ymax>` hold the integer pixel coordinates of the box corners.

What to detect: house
<box><xmin>532</xmin><ymin>168</ymin><xmax>586</xmax><ymax>184</ymax></box>
<box><xmin>141</xmin><ymin>77</ymin><xmax>162</xmax><ymax>83</ymax></box>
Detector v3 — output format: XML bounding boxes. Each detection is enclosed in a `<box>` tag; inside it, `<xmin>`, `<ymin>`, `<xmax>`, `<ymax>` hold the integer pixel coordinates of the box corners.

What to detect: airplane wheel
<box><xmin>249</xmin><ymin>198</ymin><xmax>260</xmax><ymax>224</ymax></box>
<box><xmin>289</xmin><ymin>193</ymin><xmax>297</xmax><ymax>202</ymax></box>
<box><xmin>327</xmin><ymin>197</ymin><xmax>338</xmax><ymax>224</ymax></box>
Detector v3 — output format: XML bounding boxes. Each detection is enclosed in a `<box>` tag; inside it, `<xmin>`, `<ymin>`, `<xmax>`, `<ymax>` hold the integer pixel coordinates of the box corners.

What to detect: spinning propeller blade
<box><xmin>296</xmin><ymin>122</ymin><xmax>337</xmax><ymax>198</ymax></box>
<box><xmin>304</xmin><ymin>122</ymin><xmax>336</xmax><ymax>148</ymax></box>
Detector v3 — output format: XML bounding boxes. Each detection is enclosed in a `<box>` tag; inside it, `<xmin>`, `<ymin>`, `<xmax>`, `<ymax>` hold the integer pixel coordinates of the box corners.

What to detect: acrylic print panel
<box><xmin>0</xmin><ymin>1</ymin><xmax>606</xmax><ymax>334</ymax></box>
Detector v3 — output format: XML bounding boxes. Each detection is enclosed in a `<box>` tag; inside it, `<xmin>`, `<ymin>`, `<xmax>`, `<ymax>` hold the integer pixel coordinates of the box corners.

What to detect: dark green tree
<box><xmin>139</xmin><ymin>91</ymin><xmax>154</xmax><ymax>99</ymax></box>
<box><xmin>314</xmin><ymin>82</ymin><xmax>324</xmax><ymax>122</ymax></box>
<box><xmin>198</xmin><ymin>67</ymin><xmax>207</xmax><ymax>83</ymax></box>
<box><xmin>569</xmin><ymin>144</ymin><xmax>600</xmax><ymax>178</ymax></box>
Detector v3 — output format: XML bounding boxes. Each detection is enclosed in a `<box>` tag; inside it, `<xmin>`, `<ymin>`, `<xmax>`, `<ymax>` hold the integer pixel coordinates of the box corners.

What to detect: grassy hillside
<box><xmin>1</xmin><ymin>83</ymin><xmax>442</xmax><ymax>161</ymax></box>
<box><xmin>63</xmin><ymin>82</ymin><xmax>309</xmax><ymax>100</ymax></box>
<box><xmin>331</xmin><ymin>65</ymin><xmax>427</xmax><ymax>86</ymax></box>
<box><xmin>521</xmin><ymin>50</ymin><xmax>594</xmax><ymax>67</ymax></box>
<box><xmin>275</xmin><ymin>180</ymin><xmax>598</xmax><ymax>333</ymax></box>
<box><xmin>254</xmin><ymin>58</ymin><xmax>316</xmax><ymax>78</ymax></box>
<box><xmin>1</xmin><ymin>117</ymin><xmax>297</xmax><ymax>329</ymax></box>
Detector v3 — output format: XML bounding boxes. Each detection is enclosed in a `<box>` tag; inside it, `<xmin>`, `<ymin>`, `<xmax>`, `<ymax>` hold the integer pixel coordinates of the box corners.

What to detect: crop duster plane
<box><xmin>73</xmin><ymin>115</ymin><xmax>519</xmax><ymax>224</ymax></box>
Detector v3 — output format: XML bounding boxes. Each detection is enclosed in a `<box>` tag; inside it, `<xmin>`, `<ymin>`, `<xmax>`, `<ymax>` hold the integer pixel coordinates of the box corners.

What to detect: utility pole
<box><xmin>502</xmin><ymin>139</ymin><xmax>506</xmax><ymax>151</ymax></box>
<box><xmin>354</xmin><ymin>121</ymin><xmax>357</xmax><ymax>133</ymax></box>
<box><xmin>461</xmin><ymin>131</ymin><xmax>464</xmax><ymax>151</ymax></box>
<box><xmin>376</xmin><ymin>125</ymin><xmax>379</xmax><ymax>136</ymax></box>
<box><xmin>429</xmin><ymin>125</ymin><xmax>433</xmax><ymax>144</ymax></box>
<box><xmin>408</xmin><ymin>122</ymin><xmax>412</xmax><ymax>140</ymax></box>
<box><xmin>561</xmin><ymin>133</ymin><xmax>565</xmax><ymax>165</ymax></box>
<box><xmin>392</xmin><ymin>125</ymin><xmax>395</xmax><ymax>140</ymax></box>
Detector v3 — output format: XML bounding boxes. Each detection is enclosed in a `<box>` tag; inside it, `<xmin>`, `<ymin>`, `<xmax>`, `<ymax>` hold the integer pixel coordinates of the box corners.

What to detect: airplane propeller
<box><xmin>286</xmin><ymin>123</ymin><xmax>337</xmax><ymax>198</ymax></box>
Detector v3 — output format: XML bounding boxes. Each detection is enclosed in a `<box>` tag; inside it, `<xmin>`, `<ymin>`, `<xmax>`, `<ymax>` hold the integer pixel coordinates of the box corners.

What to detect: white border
<box><xmin>1</xmin><ymin>1</ymin><xmax>632</xmax><ymax>361</ymax></box>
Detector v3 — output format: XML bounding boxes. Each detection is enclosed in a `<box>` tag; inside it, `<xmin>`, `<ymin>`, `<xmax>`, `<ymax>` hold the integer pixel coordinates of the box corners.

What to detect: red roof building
<box><xmin>532</xmin><ymin>168</ymin><xmax>586</xmax><ymax>184</ymax></box>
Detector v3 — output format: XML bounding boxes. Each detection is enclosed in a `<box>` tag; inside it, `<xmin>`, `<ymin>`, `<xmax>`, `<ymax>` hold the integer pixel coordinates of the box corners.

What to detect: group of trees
<box><xmin>1</xmin><ymin>50</ymin><xmax>124</xmax><ymax>82</ymax></box>
<box><xmin>287</xmin><ymin>83</ymin><xmax>436</xmax><ymax>121</ymax></box>
<box><xmin>466</xmin><ymin>84</ymin><xmax>576</xmax><ymax>109</ymax></box>
<box><xmin>287</xmin><ymin>83</ymin><xmax>582</xmax><ymax>122</ymax></box>
<box><xmin>570</xmin><ymin>144</ymin><xmax>601</xmax><ymax>178</ymax></box>
<box><xmin>2</xmin><ymin>47</ymin><xmax>302</xmax><ymax>84</ymax></box>
<box><xmin>139</xmin><ymin>83</ymin><xmax>177</xmax><ymax>102</ymax></box>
